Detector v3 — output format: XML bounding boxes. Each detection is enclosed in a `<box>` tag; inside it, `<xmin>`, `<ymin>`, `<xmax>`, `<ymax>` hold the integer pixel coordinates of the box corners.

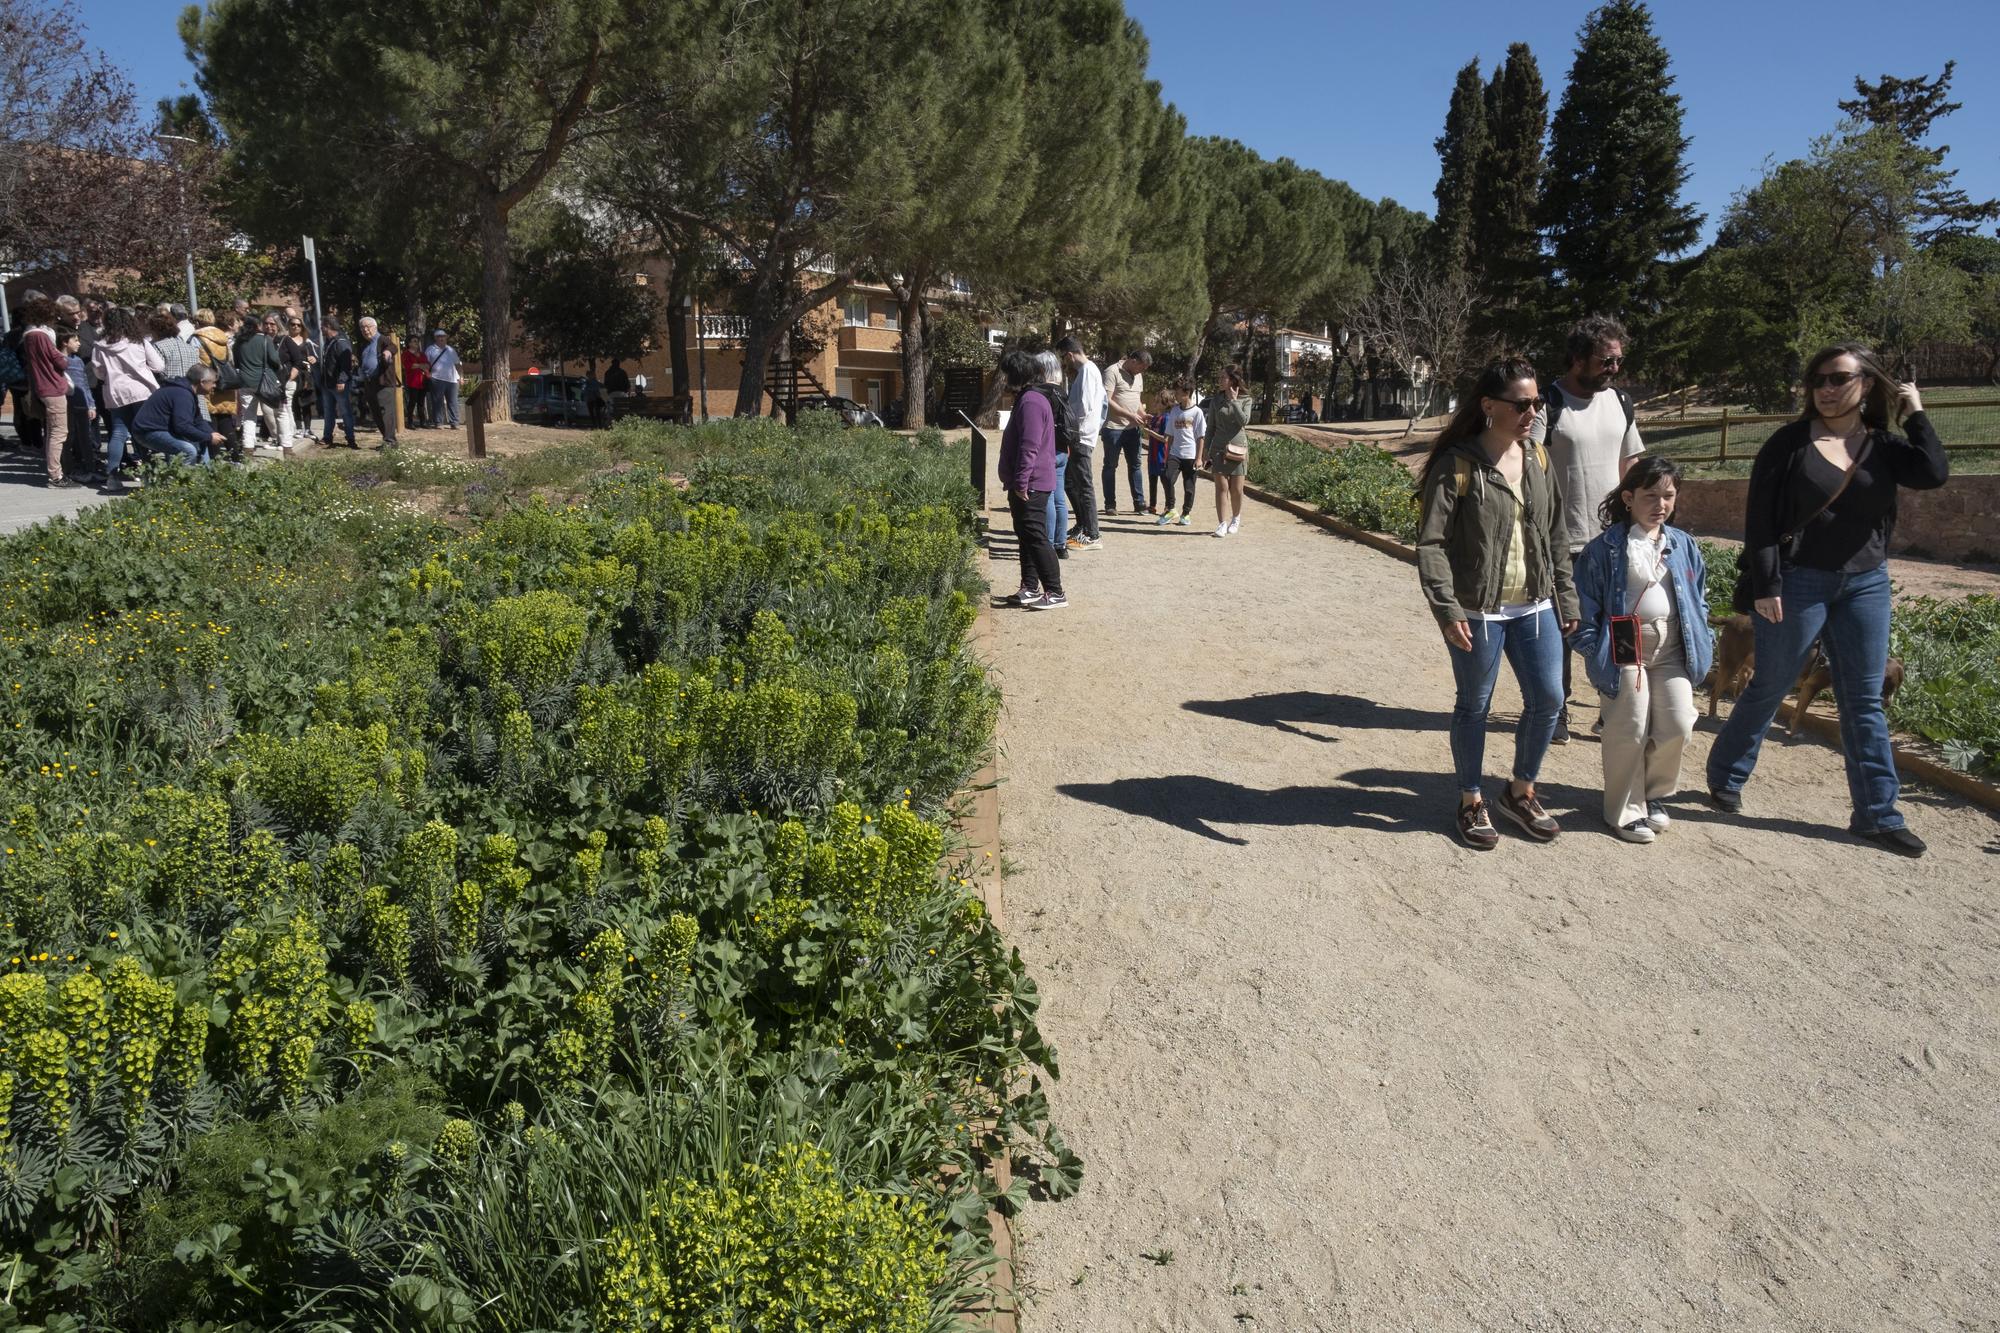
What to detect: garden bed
<box><xmin>0</xmin><ymin>417</ymin><xmax>1074</xmax><ymax>1328</ymax></box>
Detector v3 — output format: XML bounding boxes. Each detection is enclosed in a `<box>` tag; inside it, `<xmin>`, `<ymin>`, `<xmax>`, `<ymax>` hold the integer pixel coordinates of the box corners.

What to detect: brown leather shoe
<box><xmin>1456</xmin><ymin>800</ymin><xmax>1500</xmax><ymax>850</ymax></box>
<box><xmin>1497</xmin><ymin>786</ymin><xmax>1560</xmax><ymax>841</ymax></box>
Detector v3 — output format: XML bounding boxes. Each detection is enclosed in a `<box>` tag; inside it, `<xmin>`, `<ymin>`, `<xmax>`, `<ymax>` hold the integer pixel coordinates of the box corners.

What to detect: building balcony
<box><xmin>839</xmin><ymin>323</ymin><xmax>902</xmax><ymax>354</ymax></box>
<box><xmin>697</xmin><ymin>314</ymin><xmax>750</xmax><ymax>343</ymax></box>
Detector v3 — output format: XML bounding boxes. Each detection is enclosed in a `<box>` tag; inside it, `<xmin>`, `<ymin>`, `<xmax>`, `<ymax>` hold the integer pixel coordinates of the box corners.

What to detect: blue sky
<box><xmin>78</xmin><ymin>0</ymin><xmax>2000</xmax><ymax>246</ymax></box>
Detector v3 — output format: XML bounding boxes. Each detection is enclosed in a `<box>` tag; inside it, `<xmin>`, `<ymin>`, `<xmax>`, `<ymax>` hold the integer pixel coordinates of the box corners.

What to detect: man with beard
<box><xmin>1533</xmin><ymin>313</ymin><xmax>1643</xmax><ymax>744</ymax></box>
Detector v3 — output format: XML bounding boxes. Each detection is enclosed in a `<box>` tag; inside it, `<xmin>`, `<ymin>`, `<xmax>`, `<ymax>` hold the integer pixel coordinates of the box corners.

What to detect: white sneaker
<box><xmin>1227</xmin><ymin>516</ymin><xmax>1241</xmax><ymax>534</ymax></box>
<box><xmin>1645</xmin><ymin>801</ymin><xmax>1672</xmax><ymax>833</ymax></box>
<box><xmin>1213</xmin><ymin>524</ymin><xmax>1229</xmax><ymax>538</ymax></box>
<box><xmin>1613</xmin><ymin>819</ymin><xmax>1656</xmax><ymax>844</ymax></box>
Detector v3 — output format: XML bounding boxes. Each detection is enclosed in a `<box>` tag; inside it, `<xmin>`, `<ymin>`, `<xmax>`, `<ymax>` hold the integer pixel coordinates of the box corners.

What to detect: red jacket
<box><xmin>401</xmin><ymin>347</ymin><xmax>428</xmax><ymax>390</ymax></box>
<box><xmin>23</xmin><ymin>327</ymin><xmax>69</xmax><ymax>398</ymax></box>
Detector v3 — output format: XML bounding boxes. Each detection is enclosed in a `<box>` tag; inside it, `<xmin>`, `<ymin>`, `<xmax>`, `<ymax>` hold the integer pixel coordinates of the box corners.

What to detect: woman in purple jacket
<box><xmin>996</xmin><ymin>349</ymin><xmax>1066</xmax><ymax>610</ymax></box>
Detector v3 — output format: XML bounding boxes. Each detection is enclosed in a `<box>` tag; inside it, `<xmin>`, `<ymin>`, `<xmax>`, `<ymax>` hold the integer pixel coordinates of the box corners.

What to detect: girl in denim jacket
<box><xmin>1572</xmin><ymin>457</ymin><xmax>1715</xmax><ymax>842</ymax></box>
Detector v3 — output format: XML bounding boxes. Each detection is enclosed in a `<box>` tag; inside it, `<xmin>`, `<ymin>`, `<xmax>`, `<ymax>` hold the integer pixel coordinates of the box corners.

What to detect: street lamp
<box><xmin>153</xmin><ymin>132</ymin><xmax>200</xmax><ymax>313</ymax></box>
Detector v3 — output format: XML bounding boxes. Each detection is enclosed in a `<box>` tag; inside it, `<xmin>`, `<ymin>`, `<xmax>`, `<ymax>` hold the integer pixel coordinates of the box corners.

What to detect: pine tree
<box><xmin>1838</xmin><ymin>62</ymin><xmax>1999</xmax><ymax>242</ymax></box>
<box><xmin>1468</xmin><ymin>43</ymin><xmax>1548</xmax><ymax>352</ymax></box>
<box><xmin>1430</xmin><ymin>59</ymin><xmax>1488</xmax><ymax>279</ymax></box>
<box><xmin>1540</xmin><ymin>0</ymin><xmax>1701</xmax><ymax>347</ymax></box>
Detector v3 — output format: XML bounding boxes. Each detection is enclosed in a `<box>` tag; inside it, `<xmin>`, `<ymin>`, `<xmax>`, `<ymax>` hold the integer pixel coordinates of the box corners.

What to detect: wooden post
<box><xmin>467</xmin><ymin>381</ymin><xmax>487</xmax><ymax>459</ymax></box>
<box><xmin>1718</xmin><ymin>407</ymin><xmax>1730</xmax><ymax>463</ymax></box>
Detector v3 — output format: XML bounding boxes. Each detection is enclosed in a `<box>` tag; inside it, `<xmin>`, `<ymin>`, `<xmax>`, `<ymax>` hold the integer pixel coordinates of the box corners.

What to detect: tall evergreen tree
<box><xmin>1838</xmin><ymin>62</ymin><xmax>1999</xmax><ymax>242</ymax></box>
<box><xmin>1540</xmin><ymin>0</ymin><xmax>1700</xmax><ymax>347</ymax></box>
<box><xmin>1467</xmin><ymin>43</ymin><xmax>1548</xmax><ymax>352</ymax></box>
<box><xmin>1429</xmin><ymin>59</ymin><xmax>1488</xmax><ymax>279</ymax></box>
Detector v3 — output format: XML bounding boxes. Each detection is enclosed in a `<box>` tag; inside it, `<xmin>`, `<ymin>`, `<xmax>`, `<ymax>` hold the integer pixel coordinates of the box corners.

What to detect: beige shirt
<box><xmin>1104</xmin><ymin>362</ymin><xmax>1143</xmax><ymax>430</ymax></box>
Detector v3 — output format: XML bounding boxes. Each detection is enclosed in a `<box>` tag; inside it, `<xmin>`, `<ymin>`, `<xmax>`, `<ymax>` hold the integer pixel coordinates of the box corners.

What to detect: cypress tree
<box><xmin>1540</xmin><ymin>0</ymin><xmax>1701</xmax><ymax>345</ymax></box>
<box><xmin>1468</xmin><ymin>43</ymin><xmax>1548</xmax><ymax>352</ymax></box>
<box><xmin>1430</xmin><ymin>59</ymin><xmax>1489</xmax><ymax>279</ymax></box>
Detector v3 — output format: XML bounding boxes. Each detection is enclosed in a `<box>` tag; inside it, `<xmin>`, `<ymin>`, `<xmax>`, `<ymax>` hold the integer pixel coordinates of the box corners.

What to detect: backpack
<box><xmin>1543</xmin><ymin>381</ymin><xmax>1635</xmax><ymax>441</ymax></box>
<box><xmin>0</xmin><ymin>336</ymin><xmax>22</xmax><ymax>387</ymax></box>
<box><xmin>1031</xmin><ymin>384</ymin><xmax>1078</xmax><ymax>454</ymax></box>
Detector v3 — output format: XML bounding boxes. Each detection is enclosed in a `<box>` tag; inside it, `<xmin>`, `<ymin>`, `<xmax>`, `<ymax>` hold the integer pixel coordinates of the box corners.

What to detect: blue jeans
<box><xmin>319</xmin><ymin>385</ymin><xmax>355</xmax><ymax>443</ymax></box>
<box><xmin>136</xmin><ymin>427</ymin><xmax>203</xmax><ymax>464</ymax></box>
<box><xmin>1446</xmin><ymin>608</ymin><xmax>1565</xmax><ymax>796</ymax></box>
<box><xmin>1101</xmin><ymin>426</ymin><xmax>1143</xmax><ymax>510</ymax></box>
<box><xmin>105</xmin><ymin>402</ymin><xmax>143</xmax><ymax>472</ymax></box>
<box><xmin>1044</xmin><ymin>452</ymin><xmax>1070</xmax><ymax>549</ymax></box>
<box><xmin>428</xmin><ymin>379</ymin><xmax>461</xmax><ymax>427</ymax></box>
<box><xmin>1706</xmin><ymin>564</ymin><xmax>1902</xmax><ymax>831</ymax></box>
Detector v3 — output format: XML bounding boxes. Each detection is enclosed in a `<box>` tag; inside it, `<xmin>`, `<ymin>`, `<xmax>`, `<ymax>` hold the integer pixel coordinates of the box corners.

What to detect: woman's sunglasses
<box><xmin>1491</xmin><ymin>396</ymin><xmax>1544</xmax><ymax>414</ymax></box>
<box><xmin>1809</xmin><ymin>370</ymin><xmax>1866</xmax><ymax>389</ymax></box>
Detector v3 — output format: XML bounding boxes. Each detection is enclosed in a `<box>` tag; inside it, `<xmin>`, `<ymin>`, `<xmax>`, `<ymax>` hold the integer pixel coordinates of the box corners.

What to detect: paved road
<box><xmin>988</xmin><ymin>494</ymin><xmax>2000</xmax><ymax>1332</ymax></box>
<box><xmin>0</xmin><ymin>446</ymin><xmax>113</xmax><ymax>534</ymax></box>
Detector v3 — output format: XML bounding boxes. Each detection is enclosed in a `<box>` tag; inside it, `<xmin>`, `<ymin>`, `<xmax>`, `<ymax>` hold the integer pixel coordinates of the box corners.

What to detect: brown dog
<box><xmin>1789</xmin><ymin>645</ymin><xmax>1904</xmax><ymax>732</ymax></box>
<box><xmin>1703</xmin><ymin>613</ymin><xmax>1903</xmax><ymax>727</ymax></box>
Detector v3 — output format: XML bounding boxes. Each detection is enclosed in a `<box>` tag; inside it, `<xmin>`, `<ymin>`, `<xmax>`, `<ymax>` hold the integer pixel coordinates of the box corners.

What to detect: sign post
<box><xmin>303</xmin><ymin>236</ymin><xmax>323</xmax><ymax>339</ymax></box>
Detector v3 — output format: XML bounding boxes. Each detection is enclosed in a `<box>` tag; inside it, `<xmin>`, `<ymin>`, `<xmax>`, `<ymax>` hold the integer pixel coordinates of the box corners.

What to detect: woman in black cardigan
<box><xmin>1705</xmin><ymin>342</ymin><xmax>1948</xmax><ymax>855</ymax></box>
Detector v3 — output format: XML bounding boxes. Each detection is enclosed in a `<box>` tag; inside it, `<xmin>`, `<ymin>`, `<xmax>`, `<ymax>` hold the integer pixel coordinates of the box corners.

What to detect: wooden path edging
<box><xmin>960</xmin><ymin>587</ymin><xmax>1019</xmax><ymax>1333</ymax></box>
<box><xmin>1216</xmin><ymin>472</ymin><xmax>2000</xmax><ymax>819</ymax></box>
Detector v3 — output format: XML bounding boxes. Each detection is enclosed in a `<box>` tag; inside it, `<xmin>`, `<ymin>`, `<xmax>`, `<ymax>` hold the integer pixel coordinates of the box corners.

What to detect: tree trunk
<box><xmin>898</xmin><ymin>276</ymin><xmax>930</xmax><ymax>429</ymax></box>
<box><xmin>477</xmin><ymin>189</ymin><xmax>513</xmax><ymax>422</ymax></box>
<box><xmin>667</xmin><ymin>256</ymin><xmax>691</xmax><ymax>399</ymax></box>
<box><xmin>403</xmin><ymin>293</ymin><xmax>425</xmax><ymax>346</ymax></box>
<box><xmin>1188</xmin><ymin>311</ymin><xmax>1213</xmax><ymax>382</ymax></box>
<box><xmin>732</xmin><ymin>262</ymin><xmax>854</xmax><ymax>418</ymax></box>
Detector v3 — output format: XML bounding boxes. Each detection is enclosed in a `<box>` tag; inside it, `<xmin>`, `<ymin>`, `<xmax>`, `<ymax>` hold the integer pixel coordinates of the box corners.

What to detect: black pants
<box><xmin>1064</xmin><ymin>449</ymin><xmax>1099</xmax><ymax>539</ymax></box>
<box><xmin>1162</xmin><ymin>458</ymin><xmax>1197</xmax><ymax>514</ymax></box>
<box><xmin>1009</xmin><ymin>488</ymin><xmax>1063</xmax><ymax>596</ymax></box>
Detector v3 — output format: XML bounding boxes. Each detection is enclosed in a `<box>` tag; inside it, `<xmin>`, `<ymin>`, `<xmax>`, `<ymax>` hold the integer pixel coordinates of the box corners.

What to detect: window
<box><xmin>843</xmin><ymin>295</ymin><xmax>867</xmax><ymax>327</ymax></box>
<box><xmin>879</xmin><ymin>302</ymin><xmax>899</xmax><ymax>332</ymax></box>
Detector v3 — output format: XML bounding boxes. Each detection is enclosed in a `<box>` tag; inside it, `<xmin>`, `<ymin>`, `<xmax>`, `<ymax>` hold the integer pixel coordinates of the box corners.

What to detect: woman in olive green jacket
<box><xmin>1415</xmin><ymin>357</ymin><xmax>1578</xmax><ymax>850</ymax></box>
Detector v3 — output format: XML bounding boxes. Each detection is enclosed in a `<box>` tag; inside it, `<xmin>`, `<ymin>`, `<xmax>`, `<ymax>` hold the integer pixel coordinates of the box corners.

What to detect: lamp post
<box><xmin>691</xmin><ymin>293</ymin><xmax>709</xmax><ymax>423</ymax></box>
<box><xmin>153</xmin><ymin>132</ymin><xmax>200</xmax><ymax>313</ymax></box>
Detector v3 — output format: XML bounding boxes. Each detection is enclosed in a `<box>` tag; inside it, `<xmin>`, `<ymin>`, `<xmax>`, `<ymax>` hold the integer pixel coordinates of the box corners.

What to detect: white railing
<box><xmin>698</xmin><ymin>314</ymin><xmax>750</xmax><ymax>341</ymax></box>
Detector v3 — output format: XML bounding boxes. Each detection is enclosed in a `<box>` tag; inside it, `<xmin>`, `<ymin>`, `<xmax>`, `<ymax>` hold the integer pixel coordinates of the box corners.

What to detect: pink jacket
<box><xmin>91</xmin><ymin>338</ymin><xmax>164</xmax><ymax>409</ymax></box>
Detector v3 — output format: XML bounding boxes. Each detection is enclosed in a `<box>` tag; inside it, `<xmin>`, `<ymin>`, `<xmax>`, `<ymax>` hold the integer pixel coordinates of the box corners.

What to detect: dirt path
<box><xmin>984</xmin><ymin>495</ymin><xmax>2000</xmax><ymax>1332</ymax></box>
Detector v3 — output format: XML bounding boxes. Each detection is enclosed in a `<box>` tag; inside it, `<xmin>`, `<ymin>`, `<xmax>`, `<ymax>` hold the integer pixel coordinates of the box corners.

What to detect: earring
<box><xmin>1484</xmin><ymin>414</ymin><xmax>1493</xmax><ymax>429</ymax></box>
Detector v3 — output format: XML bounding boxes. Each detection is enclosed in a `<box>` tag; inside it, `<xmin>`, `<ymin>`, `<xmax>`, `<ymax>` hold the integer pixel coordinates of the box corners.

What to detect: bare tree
<box><xmin>0</xmin><ymin>0</ymin><xmax>220</xmax><ymax>281</ymax></box>
<box><xmin>1347</xmin><ymin>256</ymin><xmax>1480</xmax><ymax>431</ymax></box>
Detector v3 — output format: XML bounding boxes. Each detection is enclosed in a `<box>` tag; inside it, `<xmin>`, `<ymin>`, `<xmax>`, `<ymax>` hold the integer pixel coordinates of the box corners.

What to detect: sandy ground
<box><xmin>983</xmin><ymin>492</ymin><xmax>2000</xmax><ymax>1332</ymax></box>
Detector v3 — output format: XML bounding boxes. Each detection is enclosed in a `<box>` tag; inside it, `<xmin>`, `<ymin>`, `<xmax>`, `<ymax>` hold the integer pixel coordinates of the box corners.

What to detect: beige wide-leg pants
<box><xmin>1599</xmin><ymin>617</ymin><xmax>1697</xmax><ymax>829</ymax></box>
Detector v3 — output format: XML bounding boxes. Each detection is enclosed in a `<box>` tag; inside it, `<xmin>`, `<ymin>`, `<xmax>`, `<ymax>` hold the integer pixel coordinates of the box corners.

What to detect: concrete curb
<box><xmin>1223</xmin><ymin>474</ymin><xmax>2000</xmax><ymax>820</ymax></box>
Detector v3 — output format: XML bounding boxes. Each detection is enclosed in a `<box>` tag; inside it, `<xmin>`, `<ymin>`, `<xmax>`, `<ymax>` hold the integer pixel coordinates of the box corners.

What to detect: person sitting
<box><xmin>129</xmin><ymin>365</ymin><xmax>227</xmax><ymax>478</ymax></box>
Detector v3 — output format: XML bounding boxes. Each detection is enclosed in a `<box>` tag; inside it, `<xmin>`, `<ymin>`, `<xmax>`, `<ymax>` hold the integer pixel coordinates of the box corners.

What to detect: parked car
<box><xmin>791</xmin><ymin>394</ymin><xmax>884</xmax><ymax>429</ymax></box>
<box><xmin>510</xmin><ymin>374</ymin><xmax>597</xmax><ymax>424</ymax></box>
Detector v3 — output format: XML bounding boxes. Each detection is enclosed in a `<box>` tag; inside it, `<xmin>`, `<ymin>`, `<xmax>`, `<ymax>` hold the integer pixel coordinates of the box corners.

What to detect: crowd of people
<box><xmin>999</xmin><ymin>315</ymin><xmax>1948</xmax><ymax>859</ymax></box>
<box><xmin>0</xmin><ymin>289</ymin><xmax>466</xmax><ymax>493</ymax></box>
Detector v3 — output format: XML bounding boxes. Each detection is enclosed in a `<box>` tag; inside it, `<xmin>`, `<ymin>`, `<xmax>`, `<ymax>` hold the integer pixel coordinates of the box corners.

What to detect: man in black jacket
<box><xmin>317</xmin><ymin>317</ymin><xmax>357</xmax><ymax>447</ymax></box>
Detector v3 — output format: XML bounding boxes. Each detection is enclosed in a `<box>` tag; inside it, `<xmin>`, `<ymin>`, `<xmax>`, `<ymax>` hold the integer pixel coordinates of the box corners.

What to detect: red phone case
<box><xmin>1610</xmin><ymin>613</ymin><xmax>1642</xmax><ymax>667</ymax></box>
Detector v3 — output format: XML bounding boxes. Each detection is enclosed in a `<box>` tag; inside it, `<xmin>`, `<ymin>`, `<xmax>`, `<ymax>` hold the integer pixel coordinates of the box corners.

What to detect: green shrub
<box><xmin>597</xmin><ymin>1141</ymin><xmax>946</xmax><ymax>1333</ymax></box>
<box><xmin>1248</xmin><ymin>436</ymin><xmax>1420</xmax><ymax>542</ymax></box>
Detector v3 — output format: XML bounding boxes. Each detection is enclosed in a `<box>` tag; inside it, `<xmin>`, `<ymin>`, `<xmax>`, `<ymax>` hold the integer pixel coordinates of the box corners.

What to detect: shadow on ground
<box><xmin>1183</xmin><ymin>690</ymin><xmax>1445</xmax><ymax>742</ymax></box>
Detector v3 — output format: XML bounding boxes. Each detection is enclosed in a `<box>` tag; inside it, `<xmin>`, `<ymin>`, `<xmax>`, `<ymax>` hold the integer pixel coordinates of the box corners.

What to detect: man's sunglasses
<box><xmin>1809</xmin><ymin>370</ymin><xmax>1866</xmax><ymax>389</ymax></box>
<box><xmin>1595</xmin><ymin>356</ymin><xmax>1623</xmax><ymax>368</ymax></box>
<box><xmin>1491</xmin><ymin>396</ymin><xmax>1544</xmax><ymax>414</ymax></box>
